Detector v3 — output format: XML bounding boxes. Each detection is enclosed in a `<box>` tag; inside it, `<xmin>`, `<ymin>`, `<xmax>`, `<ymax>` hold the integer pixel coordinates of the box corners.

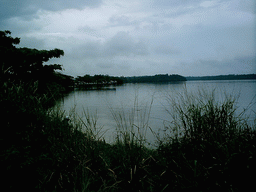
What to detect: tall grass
<box><xmin>162</xmin><ymin>88</ymin><xmax>248</xmax><ymax>141</ymax></box>
<box><xmin>109</xmin><ymin>94</ymin><xmax>154</xmax><ymax>147</ymax></box>
<box><xmin>2</xmin><ymin>76</ymin><xmax>255</xmax><ymax>191</ymax></box>
<box><xmin>105</xmin><ymin>94</ymin><xmax>157</xmax><ymax>191</ymax></box>
<box><xmin>156</xmin><ymin>88</ymin><xmax>256</xmax><ymax>191</ymax></box>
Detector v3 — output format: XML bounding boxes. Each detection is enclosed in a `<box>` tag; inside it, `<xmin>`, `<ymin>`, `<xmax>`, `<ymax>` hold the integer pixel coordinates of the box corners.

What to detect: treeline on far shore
<box><xmin>74</xmin><ymin>74</ymin><xmax>187</xmax><ymax>88</ymax></box>
<box><xmin>75</xmin><ymin>74</ymin><xmax>124</xmax><ymax>86</ymax></box>
<box><xmin>74</xmin><ymin>73</ymin><xmax>256</xmax><ymax>87</ymax></box>
<box><xmin>121</xmin><ymin>74</ymin><xmax>187</xmax><ymax>83</ymax></box>
<box><xmin>186</xmin><ymin>74</ymin><xmax>256</xmax><ymax>81</ymax></box>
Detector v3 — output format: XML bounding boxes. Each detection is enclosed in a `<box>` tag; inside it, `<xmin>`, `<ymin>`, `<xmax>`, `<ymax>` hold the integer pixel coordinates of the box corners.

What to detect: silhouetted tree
<box><xmin>0</xmin><ymin>30</ymin><xmax>71</xmax><ymax>94</ymax></box>
<box><xmin>1</xmin><ymin>30</ymin><xmax>63</xmax><ymax>77</ymax></box>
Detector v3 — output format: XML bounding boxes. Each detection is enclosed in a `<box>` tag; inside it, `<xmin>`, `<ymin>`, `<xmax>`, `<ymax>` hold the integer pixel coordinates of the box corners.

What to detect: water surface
<box><xmin>59</xmin><ymin>80</ymin><xmax>256</xmax><ymax>144</ymax></box>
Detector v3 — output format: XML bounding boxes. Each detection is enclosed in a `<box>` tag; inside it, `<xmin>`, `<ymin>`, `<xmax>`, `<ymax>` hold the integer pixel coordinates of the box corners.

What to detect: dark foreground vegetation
<box><xmin>1</xmin><ymin>31</ymin><xmax>256</xmax><ymax>191</ymax></box>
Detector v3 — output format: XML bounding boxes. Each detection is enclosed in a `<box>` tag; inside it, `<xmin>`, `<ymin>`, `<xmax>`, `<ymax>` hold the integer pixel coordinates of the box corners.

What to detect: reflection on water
<box><xmin>59</xmin><ymin>80</ymin><xmax>256</xmax><ymax>144</ymax></box>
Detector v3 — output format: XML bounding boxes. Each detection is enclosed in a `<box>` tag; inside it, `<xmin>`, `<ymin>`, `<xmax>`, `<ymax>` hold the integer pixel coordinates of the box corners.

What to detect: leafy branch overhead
<box><xmin>0</xmin><ymin>30</ymin><xmax>74</xmax><ymax>97</ymax></box>
<box><xmin>0</xmin><ymin>30</ymin><xmax>64</xmax><ymax>78</ymax></box>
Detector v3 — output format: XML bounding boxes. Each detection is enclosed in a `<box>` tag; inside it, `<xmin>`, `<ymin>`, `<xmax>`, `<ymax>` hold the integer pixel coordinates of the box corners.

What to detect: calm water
<box><xmin>58</xmin><ymin>80</ymin><xmax>256</xmax><ymax>144</ymax></box>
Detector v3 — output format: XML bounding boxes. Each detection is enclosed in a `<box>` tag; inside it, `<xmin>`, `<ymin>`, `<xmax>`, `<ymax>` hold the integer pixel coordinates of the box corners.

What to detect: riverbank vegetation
<box><xmin>75</xmin><ymin>74</ymin><xmax>123</xmax><ymax>90</ymax></box>
<box><xmin>1</xmin><ymin>31</ymin><xmax>256</xmax><ymax>191</ymax></box>
<box><xmin>122</xmin><ymin>74</ymin><xmax>187</xmax><ymax>83</ymax></box>
<box><xmin>74</xmin><ymin>73</ymin><xmax>187</xmax><ymax>89</ymax></box>
<box><xmin>186</xmin><ymin>74</ymin><xmax>256</xmax><ymax>81</ymax></box>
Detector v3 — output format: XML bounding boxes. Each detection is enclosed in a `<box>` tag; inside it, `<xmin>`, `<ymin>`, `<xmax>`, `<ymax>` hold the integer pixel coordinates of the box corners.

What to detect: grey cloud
<box><xmin>78</xmin><ymin>26</ymin><xmax>97</xmax><ymax>33</ymax></box>
<box><xmin>96</xmin><ymin>62</ymin><xmax>114</xmax><ymax>69</ymax></box>
<box><xmin>169</xmin><ymin>55</ymin><xmax>255</xmax><ymax>77</ymax></box>
<box><xmin>41</xmin><ymin>0</ymin><xmax>103</xmax><ymax>10</ymax></box>
<box><xmin>0</xmin><ymin>0</ymin><xmax>102</xmax><ymax>21</ymax></box>
<box><xmin>104</xmin><ymin>32</ymin><xmax>149</xmax><ymax>57</ymax></box>
<box><xmin>17</xmin><ymin>36</ymin><xmax>46</xmax><ymax>49</ymax></box>
<box><xmin>0</xmin><ymin>0</ymin><xmax>32</xmax><ymax>20</ymax></box>
<box><xmin>1</xmin><ymin>0</ymin><xmax>254</xmax><ymax>77</ymax></box>
<box><xmin>0</xmin><ymin>16</ymin><xmax>45</xmax><ymax>38</ymax></box>
<box><xmin>70</xmin><ymin>33</ymin><xmax>149</xmax><ymax>61</ymax></box>
<box><xmin>94</xmin><ymin>59</ymin><xmax>133</xmax><ymax>76</ymax></box>
<box><xmin>153</xmin><ymin>44</ymin><xmax>181</xmax><ymax>55</ymax></box>
<box><xmin>109</xmin><ymin>15</ymin><xmax>138</xmax><ymax>26</ymax></box>
<box><xmin>235</xmin><ymin>0</ymin><xmax>256</xmax><ymax>14</ymax></box>
<box><xmin>192</xmin><ymin>56</ymin><xmax>256</xmax><ymax>75</ymax></box>
<box><xmin>72</xmin><ymin>41</ymin><xmax>103</xmax><ymax>59</ymax></box>
<box><xmin>163</xmin><ymin>9</ymin><xmax>195</xmax><ymax>19</ymax></box>
<box><xmin>152</xmin><ymin>0</ymin><xmax>203</xmax><ymax>7</ymax></box>
<box><xmin>234</xmin><ymin>56</ymin><xmax>256</xmax><ymax>67</ymax></box>
<box><xmin>152</xmin><ymin>0</ymin><xmax>254</xmax><ymax>20</ymax></box>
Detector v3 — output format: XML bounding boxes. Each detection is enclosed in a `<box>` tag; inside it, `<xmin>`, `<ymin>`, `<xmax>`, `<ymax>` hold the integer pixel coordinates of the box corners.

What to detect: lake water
<box><xmin>58</xmin><ymin>80</ymin><xmax>256</xmax><ymax>145</ymax></box>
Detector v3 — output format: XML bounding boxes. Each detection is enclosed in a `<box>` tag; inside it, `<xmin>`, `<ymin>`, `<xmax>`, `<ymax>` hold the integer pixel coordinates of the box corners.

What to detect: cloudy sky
<box><xmin>1</xmin><ymin>0</ymin><xmax>255</xmax><ymax>77</ymax></box>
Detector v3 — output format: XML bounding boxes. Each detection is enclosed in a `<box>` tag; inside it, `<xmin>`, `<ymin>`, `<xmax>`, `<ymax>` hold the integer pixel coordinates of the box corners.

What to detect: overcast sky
<box><xmin>1</xmin><ymin>0</ymin><xmax>255</xmax><ymax>77</ymax></box>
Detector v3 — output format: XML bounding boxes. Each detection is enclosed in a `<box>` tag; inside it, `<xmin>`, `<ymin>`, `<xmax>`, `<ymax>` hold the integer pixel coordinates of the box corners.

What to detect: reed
<box><xmin>109</xmin><ymin>93</ymin><xmax>154</xmax><ymax>146</ymax></box>
<box><xmin>156</xmin><ymin>88</ymin><xmax>256</xmax><ymax>191</ymax></box>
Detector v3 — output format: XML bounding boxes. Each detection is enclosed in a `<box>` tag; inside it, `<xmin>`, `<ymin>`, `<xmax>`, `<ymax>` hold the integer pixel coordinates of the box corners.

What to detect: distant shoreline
<box><xmin>185</xmin><ymin>74</ymin><xmax>256</xmax><ymax>81</ymax></box>
<box><xmin>72</xmin><ymin>74</ymin><xmax>256</xmax><ymax>88</ymax></box>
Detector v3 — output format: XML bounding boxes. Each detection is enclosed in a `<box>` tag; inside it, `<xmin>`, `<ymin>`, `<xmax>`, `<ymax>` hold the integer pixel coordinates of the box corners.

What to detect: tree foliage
<box><xmin>0</xmin><ymin>30</ymin><xmax>64</xmax><ymax>82</ymax></box>
<box><xmin>186</xmin><ymin>74</ymin><xmax>256</xmax><ymax>81</ymax></box>
<box><xmin>122</xmin><ymin>74</ymin><xmax>187</xmax><ymax>83</ymax></box>
<box><xmin>75</xmin><ymin>74</ymin><xmax>124</xmax><ymax>85</ymax></box>
<box><xmin>0</xmin><ymin>30</ymin><xmax>74</xmax><ymax>96</ymax></box>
